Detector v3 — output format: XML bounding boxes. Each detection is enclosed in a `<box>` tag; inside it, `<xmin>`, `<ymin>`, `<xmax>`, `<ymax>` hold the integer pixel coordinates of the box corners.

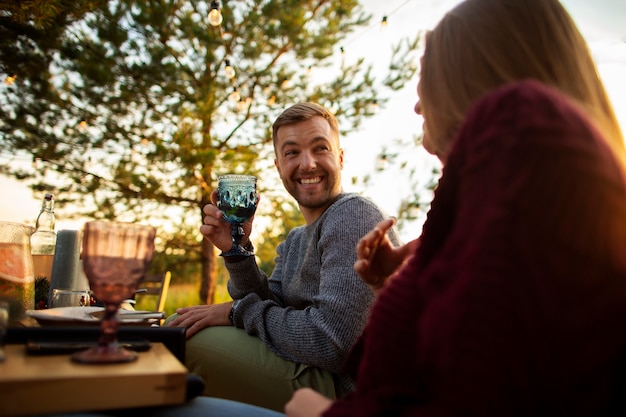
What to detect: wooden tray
<box><xmin>0</xmin><ymin>343</ymin><xmax>187</xmax><ymax>416</ymax></box>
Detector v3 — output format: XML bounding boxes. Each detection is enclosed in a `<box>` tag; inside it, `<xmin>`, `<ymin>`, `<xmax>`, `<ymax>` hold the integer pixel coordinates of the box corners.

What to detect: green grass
<box><xmin>134</xmin><ymin>282</ymin><xmax>232</xmax><ymax>318</ymax></box>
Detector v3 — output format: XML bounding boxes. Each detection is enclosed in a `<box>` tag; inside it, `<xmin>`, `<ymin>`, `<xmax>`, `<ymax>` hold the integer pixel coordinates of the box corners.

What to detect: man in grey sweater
<box><xmin>167</xmin><ymin>102</ymin><xmax>399</xmax><ymax>411</ymax></box>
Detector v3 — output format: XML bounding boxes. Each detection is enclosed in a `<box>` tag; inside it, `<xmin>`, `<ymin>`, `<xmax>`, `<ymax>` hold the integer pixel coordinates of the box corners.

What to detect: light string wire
<box><xmin>341</xmin><ymin>0</ymin><xmax>413</xmax><ymax>48</ymax></box>
<box><xmin>217</xmin><ymin>0</ymin><xmax>415</xmax><ymax>81</ymax></box>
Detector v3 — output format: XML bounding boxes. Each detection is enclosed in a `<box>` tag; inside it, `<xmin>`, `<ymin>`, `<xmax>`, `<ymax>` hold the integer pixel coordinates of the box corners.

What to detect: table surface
<box><xmin>0</xmin><ymin>342</ymin><xmax>188</xmax><ymax>417</ymax></box>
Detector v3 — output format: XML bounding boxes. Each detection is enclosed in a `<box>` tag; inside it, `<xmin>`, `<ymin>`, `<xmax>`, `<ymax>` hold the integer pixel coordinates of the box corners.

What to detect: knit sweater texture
<box><xmin>226</xmin><ymin>193</ymin><xmax>399</xmax><ymax>393</ymax></box>
<box><xmin>326</xmin><ymin>80</ymin><xmax>626</xmax><ymax>416</ymax></box>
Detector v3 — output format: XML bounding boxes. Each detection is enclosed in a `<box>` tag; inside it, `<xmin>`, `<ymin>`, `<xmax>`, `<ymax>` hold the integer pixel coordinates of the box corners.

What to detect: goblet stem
<box><xmin>71</xmin><ymin>302</ymin><xmax>138</xmax><ymax>364</ymax></box>
<box><xmin>221</xmin><ymin>223</ymin><xmax>253</xmax><ymax>257</ymax></box>
<box><xmin>232</xmin><ymin>223</ymin><xmax>244</xmax><ymax>248</ymax></box>
<box><xmin>98</xmin><ymin>303</ymin><xmax>120</xmax><ymax>348</ymax></box>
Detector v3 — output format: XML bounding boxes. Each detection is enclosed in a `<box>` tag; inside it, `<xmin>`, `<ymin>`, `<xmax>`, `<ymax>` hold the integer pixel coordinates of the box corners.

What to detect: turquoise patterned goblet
<box><xmin>217</xmin><ymin>175</ymin><xmax>259</xmax><ymax>257</ymax></box>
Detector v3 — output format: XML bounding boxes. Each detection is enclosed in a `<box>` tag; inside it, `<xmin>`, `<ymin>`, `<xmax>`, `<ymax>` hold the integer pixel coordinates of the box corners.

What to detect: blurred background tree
<box><xmin>0</xmin><ymin>0</ymin><xmax>420</xmax><ymax>304</ymax></box>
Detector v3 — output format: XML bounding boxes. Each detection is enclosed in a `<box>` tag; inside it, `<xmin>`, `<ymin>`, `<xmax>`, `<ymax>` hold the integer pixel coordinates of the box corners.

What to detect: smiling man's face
<box><xmin>274</xmin><ymin>116</ymin><xmax>344</xmax><ymax>224</ymax></box>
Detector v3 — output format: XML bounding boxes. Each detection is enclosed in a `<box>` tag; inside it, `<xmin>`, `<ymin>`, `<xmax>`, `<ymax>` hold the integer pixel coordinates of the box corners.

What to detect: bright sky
<box><xmin>1</xmin><ymin>0</ymin><xmax>625</xmax><ymax>240</ymax></box>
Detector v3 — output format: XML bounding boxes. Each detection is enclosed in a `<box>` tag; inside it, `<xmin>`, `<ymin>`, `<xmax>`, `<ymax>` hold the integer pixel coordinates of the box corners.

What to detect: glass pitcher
<box><xmin>0</xmin><ymin>221</ymin><xmax>35</xmax><ymax>322</ymax></box>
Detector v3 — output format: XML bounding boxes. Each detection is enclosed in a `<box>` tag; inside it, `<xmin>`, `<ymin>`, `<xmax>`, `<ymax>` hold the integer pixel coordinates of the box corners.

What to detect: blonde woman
<box><xmin>354</xmin><ymin>0</ymin><xmax>625</xmax><ymax>292</ymax></box>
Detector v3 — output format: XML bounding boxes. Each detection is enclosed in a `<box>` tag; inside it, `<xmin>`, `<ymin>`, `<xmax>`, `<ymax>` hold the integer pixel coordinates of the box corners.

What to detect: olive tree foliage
<box><xmin>0</xmin><ymin>0</ymin><xmax>420</xmax><ymax>303</ymax></box>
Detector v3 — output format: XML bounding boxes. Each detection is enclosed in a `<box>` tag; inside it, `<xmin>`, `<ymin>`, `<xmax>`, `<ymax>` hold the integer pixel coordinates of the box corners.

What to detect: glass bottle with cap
<box><xmin>31</xmin><ymin>193</ymin><xmax>57</xmax><ymax>284</ymax></box>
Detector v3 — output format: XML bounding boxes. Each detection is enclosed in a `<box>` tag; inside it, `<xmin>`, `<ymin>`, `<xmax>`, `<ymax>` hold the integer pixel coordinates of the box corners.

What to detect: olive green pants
<box><xmin>166</xmin><ymin>318</ymin><xmax>338</xmax><ymax>412</ymax></box>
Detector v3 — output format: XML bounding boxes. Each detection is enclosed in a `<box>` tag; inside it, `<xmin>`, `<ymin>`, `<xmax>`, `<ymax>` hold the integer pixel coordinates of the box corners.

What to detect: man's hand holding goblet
<box><xmin>199</xmin><ymin>189</ymin><xmax>256</xmax><ymax>253</ymax></box>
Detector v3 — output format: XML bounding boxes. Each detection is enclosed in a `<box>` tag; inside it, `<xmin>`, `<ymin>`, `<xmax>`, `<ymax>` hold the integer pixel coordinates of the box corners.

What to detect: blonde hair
<box><xmin>420</xmin><ymin>0</ymin><xmax>625</xmax><ymax>162</ymax></box>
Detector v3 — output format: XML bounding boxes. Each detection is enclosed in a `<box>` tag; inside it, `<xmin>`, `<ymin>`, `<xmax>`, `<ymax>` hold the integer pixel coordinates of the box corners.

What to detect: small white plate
<box><xmin>26</xmin><ymin>307</ymin><xmax>164</xmax><ymax>326</ymax></box>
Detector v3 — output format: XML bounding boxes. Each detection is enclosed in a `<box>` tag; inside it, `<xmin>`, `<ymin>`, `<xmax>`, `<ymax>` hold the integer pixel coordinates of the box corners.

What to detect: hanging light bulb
<box><xmin>381</xmin><ymin>16</ymin><xmax>388</xmax><ymax>28</ymax></box>
<box><xmin>224</xmin><ymin>59</ymin><xmax>236</xmax><ymax>79</ymax></box>
<box><xmin>78</xmin><ymin>119</ymin><xmax>88</xmax><ymax>130</ymax></box>
<box><xmin>376</xmin><ymin>154</ymin><xmax>388</xmax><ymax>171</ymax></box>
<box><xmin>229</xmin><ymin>86</ymin><xmax>241</xmax><ymax>103</ymax></box>
<box><xmin>4</xmin><ymin>74</ymin><xmax>16</xmax><ymax>85</ymax></box>
<box><xmin>208</xmin><ymin>1</ymin><xmax>223</xmax><ymax>26</ymax></box>
<box><xmin>236</xmin><ymin>97</ymin><xmax>247</xmax><ymax>111</ymax></box>
<box><xmin>367</xmin><ymin>99</ymin><xmax>379</xmax><ymax>114</ymax></box>
<box><xmin>85</xmin><ymin>155</ymin><xmax>94</xmax><ymax>171</ymax></box>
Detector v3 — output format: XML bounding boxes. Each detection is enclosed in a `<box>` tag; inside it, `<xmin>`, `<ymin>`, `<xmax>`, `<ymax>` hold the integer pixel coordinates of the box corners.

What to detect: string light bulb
<box><xmin>376</xmin><ymin>153</ymin><xmax>388</xmax><ymax>171</ymax></box>
<box><xmin>237</xmin><ymin>97</ymin><xmax>250</xmax><ymax>112</ymax></box>
<box><xmin>4</xmin><ymin>74</ymin><xmax>16</xmax><ymax>85</ymax></box>
<box><xmin>367</xmin><ymin>99</ymin><xmax>379</xmax><ymax>114</ymax></box>
<box><xmin>208</xmin><ymin>1</ymin><xmax>223</xmax><ymax>26</ymax></box>
<box><xmin>381</xmin><ymin>16</ymin><xmax>388</xmax><ymax>27</ymax></box>
<box><xmin>229</xmin><ymin>86</ymin><xmax>240</xmax><ymax>103</ymax></box>
<box><xmin>224</xmin><ymin>59</ymin><xmax>236</xmax><ymax>79</ymax></box>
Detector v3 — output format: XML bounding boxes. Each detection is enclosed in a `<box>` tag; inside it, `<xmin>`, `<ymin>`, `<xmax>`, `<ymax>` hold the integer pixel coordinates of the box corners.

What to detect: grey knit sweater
<box><xmin>226</xmin><ymin>193</ymin><xmax>400</xmax><ymax>392</ymax></box>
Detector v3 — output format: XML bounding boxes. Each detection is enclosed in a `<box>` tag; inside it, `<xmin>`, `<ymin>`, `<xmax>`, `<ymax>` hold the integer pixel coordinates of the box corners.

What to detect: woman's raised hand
<box><xmin>354</xmin><ymin>218</ymin><xmax>419</xmax><ymax>290</ymax></box>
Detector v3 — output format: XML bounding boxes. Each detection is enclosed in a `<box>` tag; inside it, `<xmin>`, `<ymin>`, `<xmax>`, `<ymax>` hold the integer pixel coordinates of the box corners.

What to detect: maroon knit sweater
<box><xmin>326</xmin><ymin>80</ymin><xmax>626</xmax><ymax>416</ymax></box>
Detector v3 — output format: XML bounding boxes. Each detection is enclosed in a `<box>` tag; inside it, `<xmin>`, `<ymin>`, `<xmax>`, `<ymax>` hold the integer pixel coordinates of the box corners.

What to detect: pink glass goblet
<box><xmin>72</xmin><ymin>220</ymin><xmax>156</xmax><ymax>364</ymax></box>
